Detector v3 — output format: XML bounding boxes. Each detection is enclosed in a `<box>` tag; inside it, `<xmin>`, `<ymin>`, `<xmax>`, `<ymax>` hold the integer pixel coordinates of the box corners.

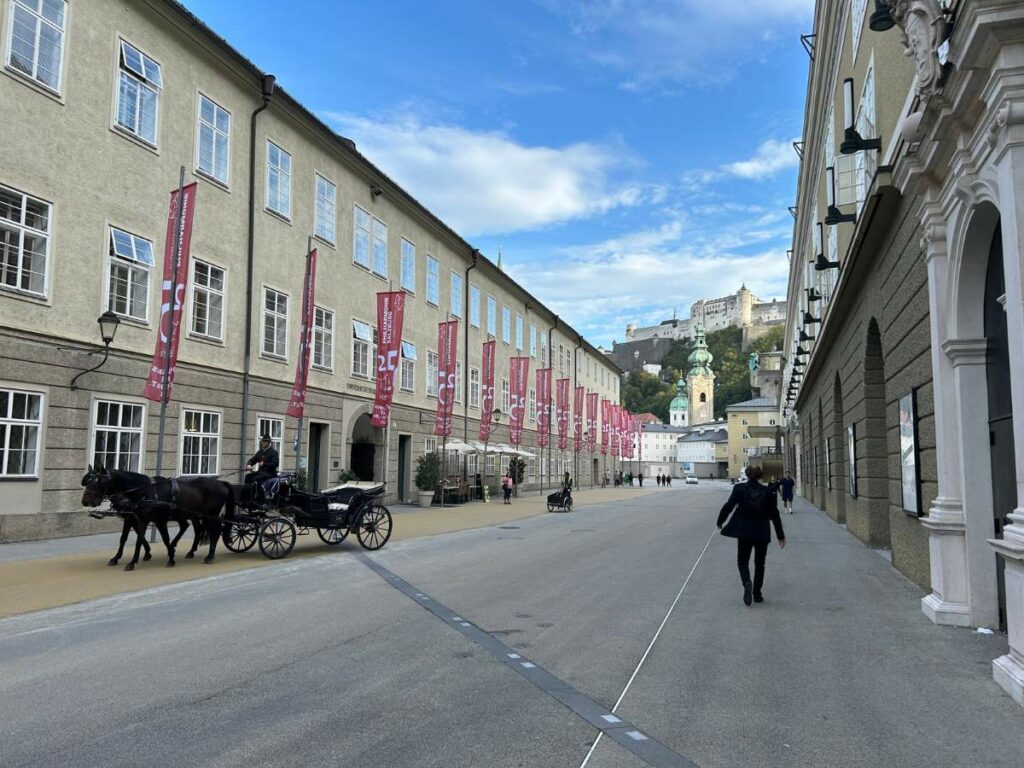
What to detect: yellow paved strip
<box><xmin>0</xmin><ymin>486</ymin><xmax>659</xmax><ymax>619</ymax></box>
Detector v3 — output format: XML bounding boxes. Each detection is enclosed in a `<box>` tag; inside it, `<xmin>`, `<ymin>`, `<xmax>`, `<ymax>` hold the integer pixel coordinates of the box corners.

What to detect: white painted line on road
<box><xmin>627</xmin><ymin>731</ymin><xmax>648</xmax><ymax>742</ymax></box>
<box><xmin>507</xmin><ymin>653</ymin><xmax>521</xmax><ymax>659</ymax></box>
<box><xmin>520</xmin><ymin>662</ymin><xmax>536</xmax><ymax>669</ymax></box>
<box><xmin>601</xmin><ymin>714</ymin><xmax>622</xmax><ymax>724</ymax></box>
<box><xmin>460</xmin><ymin>622</ymin><xmax>471</xmax><ymax>627</ymax></box>
<box><xmin>451</xmin><ymin>616</ymin><xmax>463</xmax><ymax>621</ymax></box>
<box><xmin>579</xmin><ymin>527</ymin><xmax>718</xmax><ymax>768</ymax></box>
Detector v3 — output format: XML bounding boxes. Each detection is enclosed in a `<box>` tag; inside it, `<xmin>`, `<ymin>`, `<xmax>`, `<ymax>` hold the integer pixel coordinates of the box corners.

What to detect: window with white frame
<box><xmin>196</xmin><ymin>95</ymin><xmax>230</xmax><ymax>184</ymax></box>
<box><xmin>469</xmin><ymin>366</ymin><xmax>480</xmax><ymax>408</ymax></box>
<box><xmin>851</xmin><ymin>0</ymin><xmax>868</xmax><ymax>64</ymax></box>
<box><xmin>425</xmin><ymin>437</ymin><xmax>438</xmax><ymax>454</ymax></box>
<box><xmin>426</xmin><ymin>255</ymin><xmax>439</xmax><ymax>305</ymax></box>
<box><xmin>515</xmin><ymin>314</ymin><xmax>523</xmax><ymax>351</ymax></box>
<box><xmin>266</xmin><ymin>141</ymin><xmax>291</xmax><ymax>218</ymax></box>
<box><xmin>191</xmin><ymin>260</ymin><xmax>224</xmax><ymax>340</ymax></box>
<box><xmin>115</xmin><ymin>40</ymin><xmax>162</xmax><ymax>145</ymax></box>
<box><xmin>469</xmin><ymin>285</ymin><xmax>480</xmax><ymax>327</ymax></box>
<box><xmin>0</xmin><ymin>388</ymin><xmax>42</xmax><ymax>476</ymax></box>
<box><xmin>540</xmin><ymin>332</ymin><xmax>547</xmax><ymax>363</ymax></box>
<box><xmin>0</xmin><ymin>182</ymin><xmax>50</xmax><ymax>296</ymax></box>
<box><xmin>454</xmin><ymin>361</ymin><xmax>463</xmax><ymax>403</ymax></box>
<box><xmin>372</xmin><ymin>217</ymin><xmax>387</xmax><ymax>277</ymax></box>
<box><xmin>107</xmin><ymin>226</ymin><xmax>152</xmax><ymax>321</ymax></box>
<box><xmin>467</xmin><ymin>453</ymin><xmax>477</xmax><ymax>476</ymax></box>
<box><xmin>529</xmin><ymin>325</ymin><xmax>537</xmax><ymax>357</ymax></box>
<box><xmin>855</xmin><ymin>65</ymin><xmax>876</xmax><ymax>214</ymax></box>
<box><xmin>181</xmin><ymin>408</ymin><xmax>219</xmax><ymax>475</ymax></box>
<box><xmin>314</xmin><ymin>175</ymin><xmax>336</xmax><ymax>243</ymax></box>
<box><xmin>354</xmin><ymin>206</ymin><xmax>371</xmax><ymax>268</ymax></box>
<box><xmin>351</xmin><ymin>320</ymin><xmax>374</xmax><ymax>378</ymax></box>
<box><xmin>400</xmin><ymin>238</ymin><xmax>415</xmax><ymax>292</ymax></box>
<box><xmin>486</xmin><ymin>296</ymin><xmax>497</xmax><ymax>336</ymax></box>
<box><xmin>528</xmin><ymin>454</ymin><xmax>536</xmax><ymax>482</ymax></box>
<box><xmin>451</xmin><ymin>272</ymin><xmax>463</xmax><ymax>318</ymax></box>
<box><xmin>427</xmin><ymin>351</ymin><xmax>439</xmax><ymax>397</ymax></box>
<box><xmin>502</xmin><ymin>306</ymin><xmax>511</xmax><ymax>344</ymax></box>
<box><xmin>256</xmin><ymin>416</ymin><xmax>283</xmax><ymax>457</ymax></box>
<box><xmin>528</xmin><ymin>388</ymin><xmax>536</xmax><ymax>421</ymax></box>
<box><xmin>486</xmin><ymin>454</ymin><xmax>495</xmax><ymax>476</ymax></box>
<box><xmin>262</xmin><ymin>288</ymin><xmax>287</xmax><ymax>358</ymax></box>
<box><xmin>313</xmin><ymin>306</ymin><xmax>334</xmax><ymax>370</ymax></box>
<box><xmin>92</xmin><ymin>399</ymin><xmax>144</xmax><ymax>472</ymax></box>
<box><xmin>400</xmin><ymin>341</ymin><xmax>416</xmax><ymax>391</ymax></box>
<box><xmin>501</xmin><ymin>378</ymin><xmax>510</xmax><ymax>414</ymax></box>
<box><xmin>7</xmin><ymin>0</ymin><xmax>66</xmax><ymax>92</ymax></box>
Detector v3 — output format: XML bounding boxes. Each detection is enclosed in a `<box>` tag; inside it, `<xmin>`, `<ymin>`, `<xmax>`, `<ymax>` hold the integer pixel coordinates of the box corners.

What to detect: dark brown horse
<box><xmin>81</xmin><ymin>465</ymin><xmax>234</xmax><ymax>570</ymax></box>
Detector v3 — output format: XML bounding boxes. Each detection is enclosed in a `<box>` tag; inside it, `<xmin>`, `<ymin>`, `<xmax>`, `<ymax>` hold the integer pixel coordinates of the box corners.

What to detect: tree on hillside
<box><xmin>749</xmin><ymin>324</ymin><xmax>785</xmax><ymax>353</ymax></box>
<box><xmin>621</xmin><ymin>370</ymin><xmax>676</xmax><ymax>423</ymax></box>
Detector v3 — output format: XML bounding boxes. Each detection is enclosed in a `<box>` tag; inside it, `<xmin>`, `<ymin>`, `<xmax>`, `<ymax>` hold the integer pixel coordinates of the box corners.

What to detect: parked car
<box><xmin>685</xmin><ymin>476</ymin><xmax>699</xmax><ymax>485</ymax></box>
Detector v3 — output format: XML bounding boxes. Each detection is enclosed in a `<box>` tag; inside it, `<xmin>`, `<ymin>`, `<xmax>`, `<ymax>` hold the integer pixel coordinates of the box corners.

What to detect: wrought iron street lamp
<box><xmin>70</xmin><ymin>311</ymin><xmax>121</xmax><ymax>390</ymax></box>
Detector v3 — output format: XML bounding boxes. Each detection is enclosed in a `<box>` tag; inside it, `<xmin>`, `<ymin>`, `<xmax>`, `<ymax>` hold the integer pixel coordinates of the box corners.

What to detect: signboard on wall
<box><xmin>899</xmin><ymin>390</ymin><xmax>921</xmax><ymax>515</ymax></box>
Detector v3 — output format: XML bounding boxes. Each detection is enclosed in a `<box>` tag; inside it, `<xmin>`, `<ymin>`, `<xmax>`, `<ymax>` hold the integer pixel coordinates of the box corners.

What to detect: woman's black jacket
<box><xmin>717</xmin><ymin>480</ymin><xmax>785</xmax><ymax>543</ymax></box>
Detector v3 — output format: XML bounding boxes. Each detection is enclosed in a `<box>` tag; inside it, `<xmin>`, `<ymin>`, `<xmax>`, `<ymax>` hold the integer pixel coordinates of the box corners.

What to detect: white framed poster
<box><xmin>847</xmin><ymin>423</ymin><xmax>857</xmax><ymax>498</ymax></box>
<box><xmin>826</xmin><ymin>437</ymin><xmax>832</xmax><ymax>490</ymax></box>
<box><xmin>899</xmin><ymin>390</ymin><xmax>921</xmax><ymax>515</ymax></box>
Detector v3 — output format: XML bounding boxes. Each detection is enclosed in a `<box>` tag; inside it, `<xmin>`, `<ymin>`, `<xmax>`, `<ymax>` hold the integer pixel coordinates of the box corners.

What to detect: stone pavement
<box><xmin>0</xmin><ymin>483</ymin><xmax>658</xmax><ymax>619</ymax></box>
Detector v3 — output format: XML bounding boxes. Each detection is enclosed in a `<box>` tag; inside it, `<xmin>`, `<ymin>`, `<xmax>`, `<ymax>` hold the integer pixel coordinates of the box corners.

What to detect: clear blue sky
<box><xmin>182</xmin><ymin>0</ymin><xmax>813</xmax><ymax>347</ymax></box>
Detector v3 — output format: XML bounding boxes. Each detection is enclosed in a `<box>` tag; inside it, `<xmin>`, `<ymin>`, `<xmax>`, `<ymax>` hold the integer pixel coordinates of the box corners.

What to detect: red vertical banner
<box><xmin>434</xmin><ymin>320</ymin><xmax>459</xmax><ymax>436</ymax></box>
<box><xmin>508</xmin><ymin>357</ymin><xmax>530</xmax><ymax>445</ymax></box>
<box><xmin>478</xmin><ymin>340</ymin><xmax>496</xmax><ymax>441</ymax></box>
<box><xmin>611</xmin><ymin>405</ymin><xmax>621</xmax><ymax>457</ymax></box>
<box><xmin>600</xmin><ymin>399</ymin><xmax>609</xmax><ymax>455</ymax></box>
<box><xmin>285</xmin><ymin>248</ymin><xmax>319</xmax><ymax>418</ymax></box>
<box><xmin>623</xmin><ymin>410</ymin><xmax>633</xmax><ymax>457</ymax></box>
<box><xmin>587</xmin><ymin>393</ymin><xmax>598</xmax><ymax>453</ymax></box>
<box><xmin>536</xmin><ymin>368</ymin><xmax>552</xmax><ymax>448</ymax></box>
<box><xmin>143</xmin><ymin>182</ymin><xmax>198</xmax><ymax>402</ymax></box>
<box><xmin>556</xmin><ymin>378</ymin><xmax>570</xmax><ymax>450</ymax></box>
<box><xmin>370</xmin><ymin>291</ymin><xmax>406</xmax><ymax>427</ymax></box>
<box><xmin>573</xmin><ymin>386</ymin><xmax>584</xmax><ymax>451</ymax></box>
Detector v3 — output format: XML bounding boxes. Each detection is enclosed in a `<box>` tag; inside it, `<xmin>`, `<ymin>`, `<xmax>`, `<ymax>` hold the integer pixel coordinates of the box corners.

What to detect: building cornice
<box><xmin>941</xmin><ymin>338</ymin><xmax>988</xmax><ymax>366</ymax></box>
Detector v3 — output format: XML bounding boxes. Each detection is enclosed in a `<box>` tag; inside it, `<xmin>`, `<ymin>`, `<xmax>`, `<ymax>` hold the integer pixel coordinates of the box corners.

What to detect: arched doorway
<box><xmin>852</xmin><ymin>318</ymin><xmax>890</xmax><ymax>547</ymax></box>
<box><xmin>985</xmin><ymin>222</ymin><xmax>1014</xmax><ymax>631</ymax></box>
<box><xmin>818</xmin><ymin>398</ymin><xmax>827</xmax><ymax>514</ymax></box>
<box><xmin>350</xmin><ymin>412</ymin><xmax>379</xmax><ymax>481</ymax></box>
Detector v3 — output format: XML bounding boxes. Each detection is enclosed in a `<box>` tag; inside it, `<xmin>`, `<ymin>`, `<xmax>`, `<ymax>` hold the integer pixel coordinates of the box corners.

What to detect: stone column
<box><xmin>989</xmin><ymin>96</ymin><xmax>1024</xmax><ymax>705</ymax></box>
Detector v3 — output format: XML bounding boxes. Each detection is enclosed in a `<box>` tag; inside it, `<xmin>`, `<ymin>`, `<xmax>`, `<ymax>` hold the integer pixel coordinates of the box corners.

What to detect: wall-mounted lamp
<box><xmin>869</xmin><ymin>0</ymin><xmax>895</xmax><ymax>32</ymax></box>
<box><xmin>841</xmin><ymin>77</ymin><xmax>882</xmax><ymax>154</ymax></box>
<box><xmin>799</xmin><ymin>329</ymin><xmax>815</xmax><ymax>343</ymax></box>
<box><xmin>806</xmin><ymin>287</ymin><xmax>822</xmax><ymax>302</ymax></box>
<box><xmin>796</xmin><ymin>346</ymin><xmax>810</xmax><ymax>357</ymax></box>
<box><xmin>370</xmin><ymin>184</ymin><xmax>384</xmax><ymax>200</ymax></box>
<box><xmin>825</xmin><ymin>166</ymin><xmax>856</xmax><ymax>225</ymax></box>
<box><xmin>70</xmin><ymin>311</ymin><xmax>121</xmax><ymax>390</ymax></box>
<box><xmin>803</xmin><ymin>311</ymin><xmax>820</xmax><ymax>325</ymax></box>
<box><xmin>788</xmin><ymin>206</ymin><xmax>799</xmax><ymax>220</ymax></box>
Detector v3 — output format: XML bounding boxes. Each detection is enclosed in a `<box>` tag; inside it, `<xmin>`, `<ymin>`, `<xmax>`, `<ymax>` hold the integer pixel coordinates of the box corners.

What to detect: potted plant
<box><xmin>414</xmin><ymin>451</ymin><xmax>441</xmax><ymax>508</ymax></box>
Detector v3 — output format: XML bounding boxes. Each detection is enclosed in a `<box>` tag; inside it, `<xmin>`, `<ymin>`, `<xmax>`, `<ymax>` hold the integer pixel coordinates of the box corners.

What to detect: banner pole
<box><xmin>383</xmin><ymin>281</ymin><xmax>393</xmax><ymax>500</ymax></box>
<box><xmin>293</xmin><ymin>236</ymin><xmax>312</xmax><ymax>486</ymax></box>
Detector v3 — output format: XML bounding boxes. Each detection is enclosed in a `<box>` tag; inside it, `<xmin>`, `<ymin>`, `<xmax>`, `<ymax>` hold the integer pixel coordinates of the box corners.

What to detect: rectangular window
<box><xmin>400</xmin><ymin>238</ymin><xmax>415</xmax><ymax>292</ymax></box>
<box><xmin>451</xmin><ymin>272</ymin><xmax>463</xmax><ymax>318</ymax></box>
<box><xmin>0</xmin><ymin>388</ymin><xmax>42</xmax><ymax>476</ymax></box>
<box><xmin>191</xmin><ymin>260</ymin><xmax>225</xmax><ymax>341</ymax></box>
<box><xmin>0</xmin><ymin>182</ymin><xmax>50</xmax><ymax>296</ymax></box>
<box><xmin>502</xmin><ymin>306</ymin><xmax>511</xmax><ymax>344</ymax></box>
<box><xmin>107</xmin><ymin>226</ymin><xmax>153</xmax><ymax>321</ymax></box>
<box><xmin>469</xmin><ymin>285</ymin><xmax>480</xmax><ymax>328</ymax></box>
<box><xmin>426</xmin><ymin>255</ymin><xmax>439</xmax><ymax>306</ymax></box>
<box><xmin>372</xmin><ymin>217</ymin><xmax>387</xmax><ymax>277</ymax></box>
<box><xmin>528</xmin><ymin>388</ymin><xmax>536</xmax><ymax>422</ymax></box>
<box><xmin>181</xmin><ymin>408</ymin><xmax>220</xmax><ymax>475</ymax></box>
<box><xmin>425</xmin><ymin>437</ymin><xmax>438</xmax><ymax>454</ymax></box>
<box><xmin>352</xmin><ymin>319</ymin><xmax>373</xmax><ymax>378</ymax></box>
<box><xmin>515</xmin><ymin>314</ymin><xmax>524</xmax><ymax>351</ymax></box>
<box><xmin>265</xmin><ymin>141</ymin><xmax>291</xmax><ymax>218</ymax></box>
<box><xmin>314</xmin><ymin>175</ymin><xmax>336</xmax><ymax>243</ymax></box>
<box><xmin>256</xmin><ymin>416</ymin><xmax>283</xmax><ymax>457</ymax></box>
<box><xmin>93</xmin><ymin>400</ymin><xmax>144</xmax><ymax>472</ymax></box>
<box><xmin>851</xmin><ymin>0</ymin><xmax>868</xmax><ymax>64</ymax></box>
<box><xmin>400</xmin><ymin>341</ymin><xmax>416</xmax><ymax>392</ymax></box>
<box><xmin>313</xmin><ymin>306</ymin><xmax>334</xmax><ymax>370</ymax></box>
<box><xmin>486</xmin><ymin>296</ymin><xmax>497</xmax><ymax>336</ymax></box>
<box><xmin>427</xmin><ymin>351</ymin><xmax>439</xmax><ymax>397</ymax></box>
<box><xmin>469</xmin><ymin>366</ymin><xmax>480</xmax><ymax>408</ymax></box>
<box><xmin>7</xmin><ymin>0</ymin><xmax>65</xmax><ymax>92</ymax></box>
<box><xmin>115</xmin><ymin>40</ymin><xmax>161</xmax><ymax>145</ymax></box>
<box><xmin>454</xmin><ymin>361</ymin><xmax>463</xmax><ymax>403</ymax></box>
<box><xmin>486</xmin><ymin>454</ymin><xmax>496</xmax><ymax>476</ymax></box>
<box><xmin>467</xmin><ymin>452</ymin><xmax>477</xmax><ymax>476</ymax></box>
<box><xmin>855</xmin><ymin>65</ymin><xmax>877</xmax><ymax>215</ymax></box>
<box><xmin>354</xmin><ymin>205</ymin><xmax>371</xmax><ymax>268</ymax></box>
<box><xmin>262</xmin><ymin>287</ymin><xmax>288</xmax><ymax>358</ymax></box>
<box><xmin>502</xmin><ymin>378</ymin><xmax>510</xmax><ymax>414</ymax></box>
<box><xmin>529</xmin><ymin>325</ymin><xmax>537</xmax><ymax>357</ymax></box>
<box><xmin>196</xmin><ymin>94</ymin><xmax>230</xmax><ymax>184</ymax></box>
<box><xmin>540</xmin><ymin>332</ymin><xmax>547</xmax><ymax>364</ymax></box>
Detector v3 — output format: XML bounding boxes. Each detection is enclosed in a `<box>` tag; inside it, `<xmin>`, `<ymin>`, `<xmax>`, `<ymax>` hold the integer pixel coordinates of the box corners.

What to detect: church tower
<box><xmin>687</xmin><ymin>322</ymin><xmax>715</xmax><ymax>425</ymax></box>
<box><xmin>669</xmin><ymin>377</ymin><xmax>689</xmax><ymax>427</ymax></box>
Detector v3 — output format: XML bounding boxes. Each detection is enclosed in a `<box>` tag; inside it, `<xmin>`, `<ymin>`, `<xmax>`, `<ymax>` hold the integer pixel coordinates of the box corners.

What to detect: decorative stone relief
<box><xmin>884</xmin><ymin>0</ymin><xmax>950</xmax><ymax>99</ymax></box>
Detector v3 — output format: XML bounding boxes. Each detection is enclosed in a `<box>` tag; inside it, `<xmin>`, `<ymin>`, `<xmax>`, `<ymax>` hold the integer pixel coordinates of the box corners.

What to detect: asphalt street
<box><xmin>1</xmin><ymin>485</ymin><xmax>1021</xmax><ymax>767</ymax></box>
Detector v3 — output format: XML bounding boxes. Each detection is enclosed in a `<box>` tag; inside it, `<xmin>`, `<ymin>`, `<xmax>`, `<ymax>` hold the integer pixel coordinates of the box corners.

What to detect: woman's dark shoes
<box><xmin>743</xmin><ymin>581</ymin><xmax>753</xmax><ymax>606</ymax></box>
<box><xmin>753</xmin><ymin>593</ymin><xmax>764</xmax><ymax>603</ymax></box>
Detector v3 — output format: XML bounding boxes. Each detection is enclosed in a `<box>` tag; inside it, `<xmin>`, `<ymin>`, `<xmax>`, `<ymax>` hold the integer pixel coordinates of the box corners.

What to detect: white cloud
<box><xmin>324</xmin><ymin>111</ymin><xmax>652</xmax><ymax>237</ymax></box>
<box><xmin>723</xmin><ymin>138</ymin><xmax>801</xmax><ymax>180</ymax></box>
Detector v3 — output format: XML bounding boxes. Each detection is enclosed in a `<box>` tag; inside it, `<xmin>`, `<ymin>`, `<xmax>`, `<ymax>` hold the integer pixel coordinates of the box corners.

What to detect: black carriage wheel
<box><xmin>565</xmin><ymin>498</ymin><xmax>573</xmax><ymax>512</ymax></box>
<box><xmin>356</xmin><ymin>504</ymin><xmax>393</xmax><ymax>551</ymax></box>
<box><xmin>547</xmin><ymin>502</ymin><xmax>554</xmax><ymax>512</ymax></box>
<box><xmin>259</xmin><ymin>517</ymin><xmax>297</xmax><ymax>560</ymax></box>
<box><xmin>222</xmin><ymin>523</ymin><xmax>258</xmax><ymax>553</ymax></box>
<box><xmin>317</xmin><ymin>527</ymin><xmax>348</xmax><ymax>546</ymax></box>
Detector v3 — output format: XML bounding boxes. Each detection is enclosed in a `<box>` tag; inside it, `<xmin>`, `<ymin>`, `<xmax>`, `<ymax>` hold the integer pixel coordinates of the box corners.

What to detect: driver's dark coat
<box><xmin>248</xmin><ymin>445</ymin><xmax>279</xmax><ymax>473</ymax></box>
<box><xmin>716</xmin><ymin>480</ymin><xmax>785</xmax><ymax>543</ymax></box>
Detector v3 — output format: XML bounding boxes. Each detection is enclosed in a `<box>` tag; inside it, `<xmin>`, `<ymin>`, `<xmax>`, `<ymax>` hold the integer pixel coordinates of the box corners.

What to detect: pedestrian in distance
<box><xmin>638</xmin><ymin>471</ymin><xmax>644</xmax><ymax>487</ymax></box>
<box><xmin>778</xmin><ymin>470</ymin><xmax>796</xmax><ymax>513</ymax></box>
<box><xmin>501</xmin><ymin>473</ymin><xmax>514</xmax><ymax>504</ymax></box>
<box><xmin>716</xmin><ymin>465</ymin><xmax>786</xmax><ymax>606</ymax></box>
<box><xmin>657</xmin><ymin>473</ymin><xmax>662</xmax><ymax>487</ymax></box>
<box><xmin>666</xmin><ymin>474</ymin><xmax>671</xmax><ymax>487</ymax></box>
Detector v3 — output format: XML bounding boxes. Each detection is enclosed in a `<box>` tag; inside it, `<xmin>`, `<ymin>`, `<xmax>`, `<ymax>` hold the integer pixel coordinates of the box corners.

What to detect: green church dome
<box><xmin>687</xmin><ymin>323</ymin><xmax>715</xmax><ymax>377</ymax></box>
<box><xmin>670</xmin><ymin>377</ymin><xmax>689</xmax><ymax>410</ymax></box>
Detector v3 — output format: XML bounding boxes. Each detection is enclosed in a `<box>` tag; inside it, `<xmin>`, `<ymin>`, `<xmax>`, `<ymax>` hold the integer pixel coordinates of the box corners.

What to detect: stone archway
<box><xmin>817</xmin><ymin>398</ymin><xmax>827</xmax><ymax>514</ymax></box>
<box><xmin>832</xmin><ymin>372</ymin><xmax>846</xmax><ymax>524</ymax></box>
<box><xmin>347</xmin><ymin>407</ymin><xmax>384</xmax><ymax>482</ymax></box>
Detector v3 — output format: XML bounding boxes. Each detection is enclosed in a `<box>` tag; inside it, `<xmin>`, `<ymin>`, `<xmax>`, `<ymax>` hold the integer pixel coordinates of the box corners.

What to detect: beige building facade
<box><xmin>0</xmin><ymin>0</ymin><xmax>621</xmax><ymax>541</ymax></box>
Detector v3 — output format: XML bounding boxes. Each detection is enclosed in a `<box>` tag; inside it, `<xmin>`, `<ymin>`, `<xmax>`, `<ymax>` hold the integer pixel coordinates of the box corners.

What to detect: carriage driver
<box><xmin>245</xmin><ymin>434</ymin><xmax>280</xmax><ymax>489</ymax></box>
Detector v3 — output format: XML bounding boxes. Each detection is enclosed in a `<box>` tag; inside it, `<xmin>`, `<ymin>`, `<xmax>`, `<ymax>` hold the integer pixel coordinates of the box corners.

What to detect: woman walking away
<box><xmin>501</xmin><ymin>473</ymin><xmax>514</xmax><ymax>504</ymax></box>
<box><xmin>778</xmin><ymin>470</ymin><xmax>796</xmax><ymax>513</ymax></box>
<box><xmin>716</xmin><ymin>465</ymin><xmax>786</xmax><ymax>606</ymax></box>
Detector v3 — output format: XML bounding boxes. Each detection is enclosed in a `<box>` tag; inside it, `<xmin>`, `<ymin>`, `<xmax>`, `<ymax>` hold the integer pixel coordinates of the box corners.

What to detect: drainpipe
<box><xmin>239</xmin><ymin>74</ymin><xmax>276</xmax><ymax>475</ymax></box>
<box><xmin>463</xmin><ymin>250</ymin><xmax>478</xmax><ymax>480</ymax></box>
<box><xmin>547</xmin><ymin>315</ymin><xmax>558</xmax><ymax>491</ymax></box>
